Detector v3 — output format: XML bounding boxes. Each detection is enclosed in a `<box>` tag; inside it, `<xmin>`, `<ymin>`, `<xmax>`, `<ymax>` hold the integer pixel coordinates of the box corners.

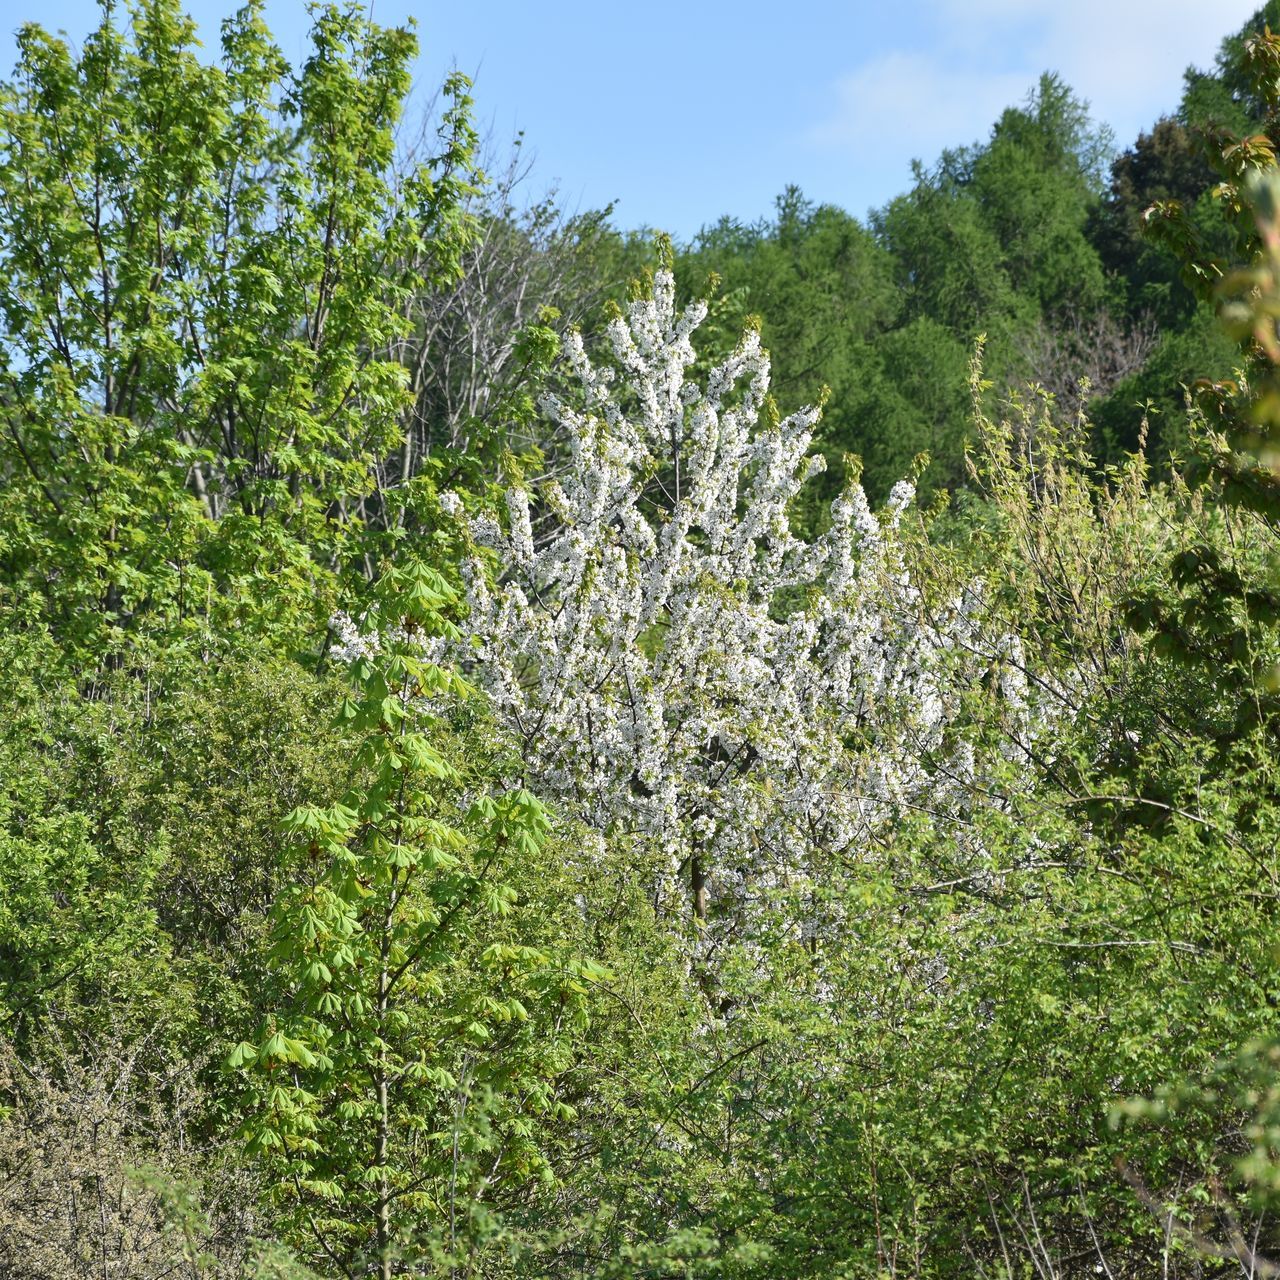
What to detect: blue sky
<box><xmin>0</xmin><ymin>0</ymin><xmax>1265</xmax><ymax>239</ymax></box>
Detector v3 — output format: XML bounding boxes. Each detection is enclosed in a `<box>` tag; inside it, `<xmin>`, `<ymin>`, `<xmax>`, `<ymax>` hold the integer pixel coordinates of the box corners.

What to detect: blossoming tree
<box><xmin>443</xmin><ymin>254</ymin><xmax>1039</xmax><ymax>944</ymax></box>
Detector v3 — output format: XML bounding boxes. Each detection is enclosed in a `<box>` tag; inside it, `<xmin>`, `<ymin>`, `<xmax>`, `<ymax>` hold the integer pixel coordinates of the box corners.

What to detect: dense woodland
<box><xmin>8</xmin><ymin>2</ymin><xmax>1280</xmax><ymax>1276</ymax></box>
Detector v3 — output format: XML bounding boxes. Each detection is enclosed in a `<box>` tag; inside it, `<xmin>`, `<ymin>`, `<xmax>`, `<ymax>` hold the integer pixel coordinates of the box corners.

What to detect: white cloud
<box><xmin>809</xmin><ymin>0</ymin><xmax>1263</xmax><ymax>173</ymax></box>
<box><xmin>808</xmin><ymin>53</ymin><xmax>1035</xmax><ymax>164</ymax></box>
<box><xmin>1013</xmin><ymin>0</ymin><xmax>1261</xmax><ymax>123</ymax></box>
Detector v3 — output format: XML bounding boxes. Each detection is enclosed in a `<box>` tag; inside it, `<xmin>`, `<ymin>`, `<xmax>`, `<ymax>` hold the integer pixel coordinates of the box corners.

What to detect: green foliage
<box><xmin>233</xmin><ymin>561</ymin><xmax>593</xmax><ymax>1276</ymax></box>
<box><xmin>0</xmin><ymin>0</ymin><xmax>479</xmax><ymax>667</ymax></box>
<box><xmin>1091</xmin><ymin>118</ymin><xmax>1219</xmax><ymax>325</ymax></box>
<box><xmin>0</xmin><ymin>634</ymin><xmax>187</xmax><ymax>1052</ymax></box>
<box><xmin>1125</xmin><ymin>26</ymin><xmax>1280</xmax><ymax>732</ymax></box>
<box><xmin>1181</xmin><ymin>1</ymin><xmax>1280</xmax><ymax>134</ymax></box>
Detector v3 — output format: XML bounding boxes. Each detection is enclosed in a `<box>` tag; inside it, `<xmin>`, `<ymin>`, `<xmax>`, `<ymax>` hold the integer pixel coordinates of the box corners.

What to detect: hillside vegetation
<box><xmin>6</xmin><ymin>3</ymin><xmax>1280</xmax><ymax>1276</ymax></box>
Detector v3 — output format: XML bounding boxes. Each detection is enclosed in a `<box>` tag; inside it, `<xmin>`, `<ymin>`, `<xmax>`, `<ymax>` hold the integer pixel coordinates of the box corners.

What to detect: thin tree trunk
<box><xmin>375</xmin><ymin>962</ymin><xmax>391</xmax><ymax>1280</ymax></box>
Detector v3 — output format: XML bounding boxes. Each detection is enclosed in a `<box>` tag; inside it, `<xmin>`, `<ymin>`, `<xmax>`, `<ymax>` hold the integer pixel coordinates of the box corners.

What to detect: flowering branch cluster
<box><xmin>442</xmin><ymin>267</ymin><xmax>1043</xmax><ymax>937</ymax></box>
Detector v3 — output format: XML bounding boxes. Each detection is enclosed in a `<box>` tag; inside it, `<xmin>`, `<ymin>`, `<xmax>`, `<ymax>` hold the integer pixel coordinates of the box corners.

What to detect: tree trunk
<box><xmin>375</xmin><ymin>966</ymin><xmax>391</xmax><ymax>1280</ymax></box>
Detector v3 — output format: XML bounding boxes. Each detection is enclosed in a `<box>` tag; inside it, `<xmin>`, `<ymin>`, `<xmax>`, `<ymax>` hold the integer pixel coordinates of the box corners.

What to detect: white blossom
<box><xmin>329</xmin><ymin>611</ymin><xmax>445</xmax><ymax>666</ymax></box>
<box><xmin>329</xmin><ymin>612</ymin><xmax>380</xmax><ymax>665</ymax></box>
<box><xmin>446</xmin><ymin>269</ymin><xmax>1053</xmax><ymax>949</ymax></box>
